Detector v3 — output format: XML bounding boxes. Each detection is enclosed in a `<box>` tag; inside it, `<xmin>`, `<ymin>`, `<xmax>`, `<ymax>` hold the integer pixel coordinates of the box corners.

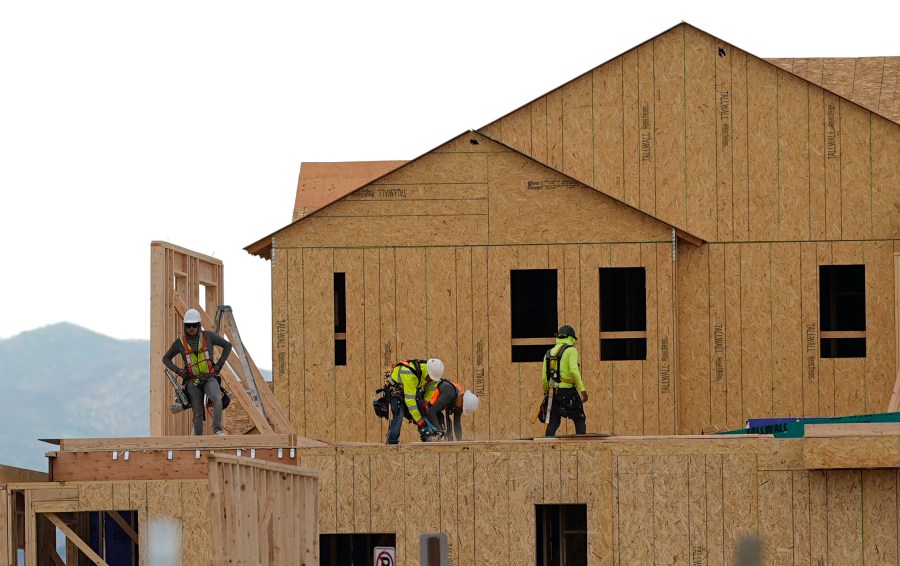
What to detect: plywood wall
<box><xmin>274</xmin><ymin>241</ymin><xmax>677</xmax><ymax>443</ymax></box>
<box><xmin>767</xmin><ymin>57</ymin><xmax>900</xmax><ymax>125</ymax></box>
<box><xmin>299</xmin><ymin>437</ymin><xmax>900</xmax><ymax>566</ymax></box>
<box><xmin>677</xmin><ymin>240</ymin><xmax>898</xmax><ymax>433</ymax></box>
<box><xmin>481</xmin><ymin>23</ymin><xmax>900</xmax><ymax>244</ymax></box>
<box><xmin>272</xmin><ymin>134</ymin><xmax>676</xmax><ymax>442</ymax></box>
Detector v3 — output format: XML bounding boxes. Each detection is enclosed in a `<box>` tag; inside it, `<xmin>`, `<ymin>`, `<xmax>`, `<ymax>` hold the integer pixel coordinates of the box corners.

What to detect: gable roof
<box><xmin>245</xmin><ymin>130</ymin><xmax>694</xmax><ymax>258</ymax></box>
<box><xmin>249</xmin><ymin>22</ymin><xmax>898</xmax><ymax>256</ymax></box>
<box><xmin>477</xmin><ymin>22</ymin><xmax>899</xmax><ymax>242</ymax></box>
<box><xmin>767</xmin><ymin>57</ymin><xmax>900</xmax><ymax>125</ymax></box>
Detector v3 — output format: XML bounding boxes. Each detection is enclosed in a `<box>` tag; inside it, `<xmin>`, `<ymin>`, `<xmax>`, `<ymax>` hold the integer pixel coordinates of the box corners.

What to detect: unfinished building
<box><xmin>3</xmin><ymin>21</ymin><xmax>898</xmax><ymax>565</ymax></box>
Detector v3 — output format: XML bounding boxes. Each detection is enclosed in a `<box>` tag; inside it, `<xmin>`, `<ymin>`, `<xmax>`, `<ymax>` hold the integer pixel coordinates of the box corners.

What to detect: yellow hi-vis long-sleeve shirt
<box><xmin>390</xmin><ymin>361</ymin><xmax>432</xmax><ymax>421</ymax></box>
<box><xmin>541</xmin><ymin>336</ymin><xmax>584</xmax><ymax>393</ymax></box>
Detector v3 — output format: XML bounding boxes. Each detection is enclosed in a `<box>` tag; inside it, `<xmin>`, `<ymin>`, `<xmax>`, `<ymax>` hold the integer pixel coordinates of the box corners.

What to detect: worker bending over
<box><xmin>421</xmin><ymin>360</ymin><xmax>479</xmax><ymax>440</ymax></box>
<box><xmin>383</xmin><ymin>358</ymin><xmax>440</xmax><ymax>444</ymax></box>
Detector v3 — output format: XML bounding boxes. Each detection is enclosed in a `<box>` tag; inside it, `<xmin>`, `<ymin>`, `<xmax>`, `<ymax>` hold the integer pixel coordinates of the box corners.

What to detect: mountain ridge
<box><xmin>0</xmin><ymin>322</ymin><xmax>272</xmax><ymax>471</ymax></box>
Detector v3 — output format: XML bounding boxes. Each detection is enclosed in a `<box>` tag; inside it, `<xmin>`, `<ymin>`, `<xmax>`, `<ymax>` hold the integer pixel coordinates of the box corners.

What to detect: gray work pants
<box><xmin>186</xmin><ymin>377</ymin><xmax>223</xmax><ymax>435</ymax></box>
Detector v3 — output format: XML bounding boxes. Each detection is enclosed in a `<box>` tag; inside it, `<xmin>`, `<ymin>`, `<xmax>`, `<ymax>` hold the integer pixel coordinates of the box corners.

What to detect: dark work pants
<box><xmin>544</xmin><ymin>388</ymin><xmax>586</xmax><ymax>436</ymax></box>
<box><xmin>424</xmin><ymin>381</ymin><xmax>459</xmax><ymax>430</ymax></box>
<box><xmin>437</xmin><ymin>410</ymin><xmax>464</xmax><ymax>440</ymax></box>
<box><xmin>386</xmin><ymin>396</ymin><xmax>405</xmax><ymax>444</ymax></box>
<box><xmin>186</xmin><ymin>378</ymin><xmax>223</xmax><ymax>435</ymax></box>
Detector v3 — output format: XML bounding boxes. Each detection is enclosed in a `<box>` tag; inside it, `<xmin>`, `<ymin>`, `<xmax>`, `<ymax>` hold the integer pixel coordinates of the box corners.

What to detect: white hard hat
<box><xmin>462</xmin><ymin>390</ymin><xmax>479</xmax><ymax>415</ymax></box>
<box><xmin>426</xmin><ymin>358</ymin><xmax>444</xmax><ymax>381</ymax></box>
<box><xmin>184</xmin><ymin>309</ymin><xmax>202</xmax><ymax>324</ymax></box>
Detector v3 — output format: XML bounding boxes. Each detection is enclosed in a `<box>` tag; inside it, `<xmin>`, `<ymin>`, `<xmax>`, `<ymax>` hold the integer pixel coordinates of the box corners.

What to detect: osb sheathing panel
<box><xmin>296</xmin><ymin>438</ymin><xmax>900</xmax><ymax>566</ymax></box>
<box><xmin>481</xmin><ymin>23</ymin><xmax>900</xmax><ymax>243</ymax></box>
<box><xmin>281</xmin><ymin>238</ymin><xmax>679</xmax><ymax>444</ymax></box>
<box><xmin>768</xmin><ymin>57</ymin><xmax>900</xmax><ymax>124</ymax></box>
<box><xmin>677</xmin><ymin>241</ymin><xmax>898</xmax><ymax>434</ymax></box>
<box><xmin>334</xmin><ymin>249</ymin><xmax>365</xmax><ymax>444</ymax></box>
<box><xmin>276</xmin><ymin>134</ymin><xmax>672</xmax><ymax>250</ymax></box>
<box><xmin>273</xmin><ymin>137</ymin><xmax>676</xmax><ymax>441</ymax></box>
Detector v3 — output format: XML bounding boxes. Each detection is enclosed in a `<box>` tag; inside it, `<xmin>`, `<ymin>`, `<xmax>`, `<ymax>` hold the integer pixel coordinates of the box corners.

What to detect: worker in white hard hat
<box><xmin>420</xmin><ymin>359</ymin><xmax>480</xmax><ymax>441</ymax></box>
<box><xmin>162</xmin><ymin>308</ymin><xmax>233</xmax><ymax>435</ymax></box>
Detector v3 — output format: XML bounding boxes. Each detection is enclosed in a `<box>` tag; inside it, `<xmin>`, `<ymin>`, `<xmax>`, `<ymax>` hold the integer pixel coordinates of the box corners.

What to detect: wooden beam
<box><xmin>59</xmin><ymin>435</ymin><xmax>296</xmax><ymax>452</ymax></box>
<box><xmin>804</xmin><ymin>435</ymin><xmax>900</xmax><ymax>469</ymax></box>
<box><xmin>0</xmin><ymin>488</ymin><xmax>9</xmax><ymax>566</ymax></box>
<box><xmin>107</xmin><ymin>511</ymin><xmax>138</xmax><ymax>545</ymax></box>
<box><xmin>43</xmin><ymin>513</ymin><xmax>110</xmax><ymax>566</ymax></box>
<box><xmin>510</xmin><ymin>337</ymin><xmax>556</xmax><ymax>346</ymax></box>
<box><xmin>49</xmin><ymin>449</ymin><xmax>298</xmax><ymax>482</ymax></box>
<box><xmin>599</xmin><ymin>331</ymin><xmax>648</xmax><ymax>339</ymax></box>
<box><xmin>214</xmin><ymin>305</ymin><xmax>295</xmax><ymax>434</ymax></box>
<box><xmin>819</xmin><ymin>330</ymin><xmax>866</xmax><ymax>339</ymax></box>
<box><xmin>889</xmin><ymin>367</ymin><xmax>900</xmax><ymax>412</ymax></box>
<box><xmin>675</xmin><ymin>228</ymin><xmax>705</xmax><ymax>247</ymax></box>
<box><xmin>805</xmin><ymin>422</ymin><xmax>900</xmax><ymax>437</ymax></box>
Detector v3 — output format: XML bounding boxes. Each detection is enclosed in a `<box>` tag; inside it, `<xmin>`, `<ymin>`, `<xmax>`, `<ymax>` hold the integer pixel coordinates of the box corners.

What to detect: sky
<box><xmin>1</xmin><ymin>0</ymin><xmax>897</xmax><ymax>366</ymax></box>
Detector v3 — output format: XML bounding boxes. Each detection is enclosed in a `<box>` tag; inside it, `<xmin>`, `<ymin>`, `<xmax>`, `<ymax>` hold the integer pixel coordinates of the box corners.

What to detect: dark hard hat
<box><xmin>557</xmin><ymin>325</ymin><xmax>577</xmax><ymax>340</ymax></box>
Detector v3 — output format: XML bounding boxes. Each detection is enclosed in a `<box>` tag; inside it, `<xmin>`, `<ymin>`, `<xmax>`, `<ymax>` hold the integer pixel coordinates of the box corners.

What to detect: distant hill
<box><xmin>0</xmin><ymin>323</ymin><xmax>271</xmax><ymax>471</ymax></box>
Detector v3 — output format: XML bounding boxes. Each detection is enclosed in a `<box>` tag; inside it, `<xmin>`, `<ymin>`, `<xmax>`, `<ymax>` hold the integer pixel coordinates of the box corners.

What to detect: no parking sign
<box><xmin>374</xmin><ymin>546</ymin><xmax>395</xmax><ymax>566</ymax></box>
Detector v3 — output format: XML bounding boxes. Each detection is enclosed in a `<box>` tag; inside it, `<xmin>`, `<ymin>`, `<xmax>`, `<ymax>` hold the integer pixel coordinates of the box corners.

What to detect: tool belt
<box><xmin>188</xmin><ymin>372</ymin><xmax>216</xmax><ymax>387</ymax></box>
<box><xmin>187</xmin><ymin>373</ymin><xmax>231</xmax><ymax>410</ymax></box>
<box><xmin>552</xmin><ymin>387</ymin><xmax>585</xmax><ymax>421</ymax></box>
<box><xmin>372</xmin><ymin>377</ymin><xmax>403</xmax><ymax>420</ymax></box>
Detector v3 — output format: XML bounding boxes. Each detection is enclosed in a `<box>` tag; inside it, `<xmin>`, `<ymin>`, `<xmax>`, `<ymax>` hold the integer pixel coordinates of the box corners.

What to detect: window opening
<box><xmin>334</xmin><ymin>273</ymin><xmax>347</xmax><ymax>365</ymax></box>
<box><xmin>320</xmin><ymin>533</ymin><xmax>396</xmax><ymax>565</ymax></box>
<box><xmin>536</xmin><ymin>504</ymin><xmax>587</xmax><ymax>566</ymax></box>
<box><xmin>819</xmin><ymin>264</ymin><xmax>866</xmax><ymax>358</ymax></box>
<box><xmin>599</xmin><ymin>267</ymin><xmax>647</xmax><ymax>360</ymax></box>
<box><xmin>511</xmin><ymin>269</ymin><xmax>558</xmax><ymax>362</ymax></box>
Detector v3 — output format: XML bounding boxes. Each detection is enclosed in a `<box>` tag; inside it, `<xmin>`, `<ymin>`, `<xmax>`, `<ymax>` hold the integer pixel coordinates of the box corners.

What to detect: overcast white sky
<box><xmin>1</xmin><ymin>1</ymin><xmax>897</xmax><ymax>366</ymax></box>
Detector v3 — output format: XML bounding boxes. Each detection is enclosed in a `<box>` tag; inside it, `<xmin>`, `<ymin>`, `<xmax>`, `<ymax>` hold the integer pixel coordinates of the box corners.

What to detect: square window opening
<box><xmin>511</xmin><ymin>269</ymin><xmax>558</xmax><ymax>362</ymax></box>
<box><xmin>599</xmin><ymin>267</ymin><xmax>647</xmax><ymax>361</ymax></box>
<box><xmin>536</xmin><ymin>504</ymin><xmax>587</xmax><ymax>566</ymax></box>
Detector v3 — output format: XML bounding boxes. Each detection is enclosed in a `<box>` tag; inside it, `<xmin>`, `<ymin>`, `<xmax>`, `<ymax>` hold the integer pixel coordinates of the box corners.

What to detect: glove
<box><xmin>421</xmin><ymin>401</ymin><xmax>431</xmax><ymax>415</ymax></box>
<box><xmin>416</xmin><ymin>418</ymin><xmax>427</xmax><ymax>429</ymax></box>
<box><xmin>213</xmin><ymin>363</ymin><xmax>222</xmax><ymax>375</ymax></box>
<box><xmin>178</xmin><ymin>368</ymin><xmax>190</xmax><ymax>379</ymax></box>
<box><xmin>580</xmin><ymin>390</ymin><xmax>589</xmax><ymax>403</ymax></box>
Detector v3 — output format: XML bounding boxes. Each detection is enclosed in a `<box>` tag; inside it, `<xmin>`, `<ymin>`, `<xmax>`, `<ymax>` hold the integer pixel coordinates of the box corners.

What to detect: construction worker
<box><xmin>541</xmin><ymin>324</ymin><xmax>588</xmax><ymax>436</ymax></box>
<box><xmin>421</xmin><ymin>364</ymin><xmax>480</xmax><ymax>441</ymax></box>
<box><xmin>162</xmin><ymin>308</ymin><xmax>233</xmax><ymax>436</ymax></box>
<box><xmin>384</xmin><ymin>358</ymin><xmax>440</xmax><ymax>444</ymax></box>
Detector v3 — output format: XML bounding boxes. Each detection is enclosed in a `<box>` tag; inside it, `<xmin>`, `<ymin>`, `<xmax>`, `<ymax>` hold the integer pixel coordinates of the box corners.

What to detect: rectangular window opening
<box><xmin>320</xmin><ymin>533</ymin><xmax>396</xmax><ymax>566</ymax></box>
<box><xmin>819</xmin><ymin>264</ymin><xmax>866</xmax><ymax>358</ymax></box>
<box><xmin>334</xmin><ymin>273</ymin><xmax>347</xmax><ymax>366</ymax></box>
<box><xmin>536</xmin><ymin>504</ymin><xmax>587</xmax><ymax>566</ymax></box>
<box><xmin>511</xmin><ymin>269</ymin><xmax>558</xmax><ymax>362</ymax></box>
<box><xmin>600</xmin><ymin>267</ymin><xmax>647</xmax><ymax>360</ymax></box>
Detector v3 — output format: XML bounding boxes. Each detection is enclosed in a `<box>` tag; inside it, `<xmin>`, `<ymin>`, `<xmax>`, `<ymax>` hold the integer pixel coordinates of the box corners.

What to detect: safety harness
<box><xmin>544</xmin><ymin>344</ymin><xmax>571</xmax><ymax>388</ymax></box>
<box><xmin>182</xmin><ymin>333</ymin><xmax>214</xmax><ymax>379</ymax></box>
